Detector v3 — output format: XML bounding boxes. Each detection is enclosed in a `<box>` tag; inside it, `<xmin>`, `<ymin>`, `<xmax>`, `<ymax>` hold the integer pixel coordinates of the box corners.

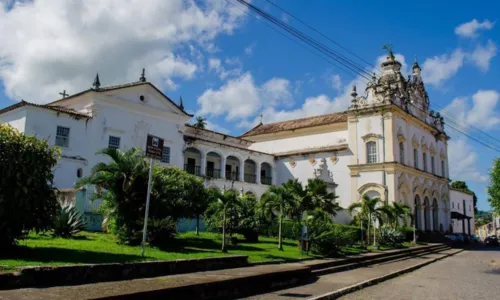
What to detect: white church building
<box><xmin>0</xmin><ymin>52</ymin><xmax>473</xmax><ymax>233</ymax></box>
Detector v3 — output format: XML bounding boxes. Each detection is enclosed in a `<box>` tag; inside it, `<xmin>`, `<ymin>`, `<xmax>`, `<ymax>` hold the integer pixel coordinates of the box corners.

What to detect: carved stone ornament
<box><xmin>313</xmin><ymin>158</ymin><xmax>337</xmax><ymax>188</ymax></box>
<box><xmin>440</xmin><ymin>149</ymin><xmax>447</xmax><ymax>160</ymax></box>
<box><xmin>412</xmin><ymin>135</ymin><xmax>420</xmax><ymax>148</ymax></box>
<box><xmin>289</xmin><ymin>159</ymin><xmax>297</xmax><ymax>168</ymax></box>
<box><xmin>330</xmin><ymin>153</ymin><xmax>339</xmax><ymax>164</ymax></box>
<box><xmin>422</xmin><ymin>143</ymin><xmax>428</xmax><ymax>152</ymax></box>
<box><xmin>397</xmin><ymin>134</ymin><xmax>406</xmax><ymax>143</ymax></box>
<box><xmin>309</xmin><ymin>157</ymin><xmax>317</xmax><ymax>166</ymax></box>
<box><xmin>429</xmin><ymin>144</ymin><xmax>436</xmax><ymax>155</ymax></box>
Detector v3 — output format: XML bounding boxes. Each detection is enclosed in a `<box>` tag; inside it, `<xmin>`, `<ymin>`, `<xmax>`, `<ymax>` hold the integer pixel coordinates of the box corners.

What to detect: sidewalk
<box><xmin>241</xmin><ymin>248</ymin><xmax>463</xmax><ymax>300</ymax></box>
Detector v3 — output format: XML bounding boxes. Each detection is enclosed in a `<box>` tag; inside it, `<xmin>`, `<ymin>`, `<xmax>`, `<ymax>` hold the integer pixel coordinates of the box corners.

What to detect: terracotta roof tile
<box><xmin>0</xmin><ymin>101</ymin><xmax>92</xmax><ymax>119</ymax></box>
<box><xmin>241</xmin><ymin>112</ymin><xmax>348</xmax><ymax>137</ymax></box>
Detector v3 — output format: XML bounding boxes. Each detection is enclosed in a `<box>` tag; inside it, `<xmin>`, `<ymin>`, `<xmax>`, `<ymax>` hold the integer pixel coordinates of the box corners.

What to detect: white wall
<box><xmin>248</xmin><ymin>130</ymin><xmax>347</xmax><ymax>154</ymax></box>
<box><xmin>450</xmin><ymin>189</ymin><xmax>475</xmax><ymax>234</ymax></box>
<box><xmin>0</xmin><ymin>108</ymin><xmax>27</xmax><ymax>132</ymax></box>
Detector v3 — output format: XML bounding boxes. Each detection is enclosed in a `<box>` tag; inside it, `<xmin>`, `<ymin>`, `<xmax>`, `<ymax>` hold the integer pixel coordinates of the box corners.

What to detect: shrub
<box><xmin>331</xmin><ymin>224</ymin><xmax>361</xmax><ymax>246</ymax></box>
<box><xmin>400</xmin><ymin>226</ymin><xmax>415</xmax><ymax>242</ymax></box>
<box><xmin>146</xmin><ymin>217</ymin><xmax>177</xmax><ymax>249</ymax></box>
<box><xmin>312</xmin><ymin>226</ymin><xmax>352</xmax><ymax>257</ymax></box>
<box><xmin>379</xmin><ymin>227</ymin><xmax>405</xmax><ymax>246</ymax></box>
<box><xmin>230</xmin><ymin>236</ymin><xmax>239</xmax><ymax>245</ymax></box>
<box><xmin>0</xmin><ymin>125</ymin><xmax>60</xmax><ymax>251</ymax></box>
<box><xmin>260</xmin><ymin>219</ymin><xmax>301</xmax><ymax>240</ymax></box>
<box><xmin>52</xmin><ymin>203</ymin><xmax>87</xmax><ymax>238</ymax></box>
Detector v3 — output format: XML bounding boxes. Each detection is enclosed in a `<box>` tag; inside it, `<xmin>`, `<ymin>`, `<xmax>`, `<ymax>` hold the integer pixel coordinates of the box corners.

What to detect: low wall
<box><xmin>0</xmin><ymin>255</ymin><xmax>248</xmax><ymax>290</ymax></box>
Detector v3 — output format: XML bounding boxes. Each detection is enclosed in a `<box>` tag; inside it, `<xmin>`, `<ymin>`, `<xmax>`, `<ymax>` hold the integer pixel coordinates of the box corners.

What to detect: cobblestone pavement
<box><xmin>340</xmin><ymin>245</ymin><xmax>500</xmax><ymax>300</ymax></box>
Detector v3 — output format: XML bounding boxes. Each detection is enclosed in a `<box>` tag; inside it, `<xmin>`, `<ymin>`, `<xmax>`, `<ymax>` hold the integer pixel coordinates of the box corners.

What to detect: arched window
<box><xmin>77</xmin><ymin>168</ymin><xmax>83</xmax><ymax>178</ymax></box>
<box><xmin>366</xmin><ymin>142</ymin><xmax>377</xmax><ymax>163</ymax></box>
<box><xmin>422</xmin><ymin>152</ymin><xmax>427</xmax><ymax>172</ymax></box>
<box><xmin>414</xmin><ymin>196</ymin><xmax>421</xmax><ymax>230</ymax></box>
<box><xmin>441</xmin><ymin>160</ymin><xmax>445</xmax><ymax>177</ymax></box>
<box><xmin>399</xmin><ymin>142</ymin><xmax>405</xmax><ymax>164</ymax></box>
<box><xmin>431</xmin><ymin>156</ymin><xmax>435</xmax><ymax>174</ymax></box>
<box><xmin>413</xmin><ymin>148</ymin><xmax>419</xmax><ymax>168</ymax></box>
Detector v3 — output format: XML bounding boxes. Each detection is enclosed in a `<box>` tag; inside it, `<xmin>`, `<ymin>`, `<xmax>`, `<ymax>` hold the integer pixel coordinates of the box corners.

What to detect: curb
<box><xmin>308</xmin><ymin>249</ymin><xmax>465</xmax><ymax>300</ymax></box>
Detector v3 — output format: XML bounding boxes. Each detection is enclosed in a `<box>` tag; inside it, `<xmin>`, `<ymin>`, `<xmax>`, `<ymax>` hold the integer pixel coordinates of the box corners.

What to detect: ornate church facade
<box><xmin>0</xmin><ymin>52</ymin><xmax>470</xmax><ymax>232</ymax></box>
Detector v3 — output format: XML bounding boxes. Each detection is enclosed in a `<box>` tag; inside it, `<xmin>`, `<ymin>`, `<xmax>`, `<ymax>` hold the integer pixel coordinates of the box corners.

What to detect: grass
<box><xmin>0</xmin><ymin>231</ymin><xmax>314</xmax><ymax>269</ymax></box>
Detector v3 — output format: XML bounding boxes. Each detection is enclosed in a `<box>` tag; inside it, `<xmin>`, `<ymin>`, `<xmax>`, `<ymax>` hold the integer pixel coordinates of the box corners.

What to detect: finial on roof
<box><xmin>59</xmin><ymin>90</ymin><xmax>69</xmax><ymax>98</ymax></box>
<box><xmin>139</xmin><ymin>68</ymin><xmax>146</xmax><ymax>82</ymax></box>
<box><xmin>382</xmin><ymin>43</ymin><xmax>394</xmax><ymax>60</ymax></box>
<box><xmin>350</xmin><ymin>85</ymin><xmax>358</xmax><ymax>99</ymax></box>
<box><xmin>92</xmin><ymin>73</ymin><xmax>101</xmax><ymax>90</ymax></box>
<box><xmin>179</xmin><ymin>96</ymin><xmax>184</xmax><ymax>110</ymax></box>
<box><xmin>413</xmin><ymin>56</ymin><xmax>421</xmax><ymax>71</ymax></box>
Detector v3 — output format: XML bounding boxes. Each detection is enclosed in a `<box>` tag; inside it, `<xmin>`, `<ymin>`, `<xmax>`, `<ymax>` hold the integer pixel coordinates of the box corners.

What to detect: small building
<box><xmin>449</xmin><ymin>188</ymin><xmax>475</xmax><ymax>235</ymax></box>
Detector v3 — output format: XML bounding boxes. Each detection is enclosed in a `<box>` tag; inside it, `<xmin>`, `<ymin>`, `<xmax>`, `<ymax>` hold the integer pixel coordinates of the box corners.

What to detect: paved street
<box><xmin>340</xmin><ymin>246</ymin><xmax>500</xmax><ymax>300</ymax></box>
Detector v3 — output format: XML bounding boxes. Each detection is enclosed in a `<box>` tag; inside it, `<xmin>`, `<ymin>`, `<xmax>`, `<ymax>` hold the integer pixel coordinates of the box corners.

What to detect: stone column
<box><xmin>221</xmin><ymin>156</ymin><xmax>227</xmax><ymax>179</ymax></box>
<box><xmin>199</xmin><ymin>152</ymin><xmax>206</xmax><ymax>176</ymax></box>
<box><xmin>271</xmin><ymin>167</ymin><xmax>277</xmax><ymax>185</ymax></box>
<box><xmin>256</xmin><ymin>162</ymin><xmax>261</xmax><ymax>184</ymax></box>
<box><xmin>420</xmin><ymin>206</ymin><xmax>425</xmax><ymax>231</ymax></box>
<box><xmin>239</xmin><ymin>160</ymin><xmax>245</xmax><ymax>182</ymax></box>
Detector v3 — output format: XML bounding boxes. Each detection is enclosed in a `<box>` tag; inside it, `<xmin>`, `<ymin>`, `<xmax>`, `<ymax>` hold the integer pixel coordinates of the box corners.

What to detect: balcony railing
<box><xmin>184</xmin><ymin>164</ymin><xmax>201</xmax><ymax>176</ymax></box>
<box><xmin>226</xmin><ymin>171</ymin><xmax>239</xmax><ymax>181</ymax></box>
<box><xmin>206</xmin><ymin>168</ymin><xmax>221</xmax><ymax>178</ymax></box>
<box><xmin>244</xmin><ymin>173</ymin><xmax>256</xmax><ymax>183</ymax></box>
<box><xmin>244</xmin><ymin>173</ymin><xmax>257</xmax><ymax>183</ymax></box>
<box><xmin>261</xmin><ymin>176</ymin><xmax>272</xmax><ymax>185</ymax></box>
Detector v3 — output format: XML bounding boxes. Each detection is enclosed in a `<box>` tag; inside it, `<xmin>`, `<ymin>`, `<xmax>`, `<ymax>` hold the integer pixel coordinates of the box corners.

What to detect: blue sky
<box><xmin>1</xmin><ymin>0</ymin><xmax>499</xmax><ymax>210</ymax></box>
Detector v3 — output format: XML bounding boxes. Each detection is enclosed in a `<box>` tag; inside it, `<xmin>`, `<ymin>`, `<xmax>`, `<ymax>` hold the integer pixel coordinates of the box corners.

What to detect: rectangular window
<box><xmin>423</xmin><ymin>152</ymin><xmax>427</xmax><ymax>172</ymax></box>
<box><xmin>399</xmin><ymin>142</ymin><xmax>405</xmax><ymax>164</ymax></box>
<box><xmin>366</xmin><ymin>142</ymin><xmax>377</xmax><ymax>163</ymax></box>
<box><xmin>413</xmin><ymin>148</ymin><xmax>418</xmax><ymax>168</ymax></box>
<box><xmin>55</xmin><ymin>126</ymin><xmax>70</xmax><ymax>148</ymax></box>
<box><xmin>431</xmin><ymin>156</ymin><xmax>435</xmax><ymax>174</ymax></box>
<box><xmin>441</xmin><ymin>160</ymin><xmax>445</xmax><ymax>177</ymax></box>
<box><xmin>161</xmin><ymin>146</ymin><xmax>170</xmax><ymax>163</ymax></box>
<box><xmin>108</xmin><ymin>136</ymin><xmax>121</xmax><ymax>150</ymax></box>
<box><xmin>452</xmin><ymin>202</ymin><xmax>454</xmax><ymax>209</ymax></box>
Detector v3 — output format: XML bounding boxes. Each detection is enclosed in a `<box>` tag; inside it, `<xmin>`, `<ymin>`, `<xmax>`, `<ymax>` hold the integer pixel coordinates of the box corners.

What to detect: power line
<box><xmin>264</xmin><ymin>0</ymin><xmax>376</xmax><ymax>71</ymax></box>
<box><xmin>233</xmin><ymin>0</ymin><xmax>373</xmax><ymax>80</ymax></box>
<box><xmin>225</xmin><ymin>0</ymin><xmax>365</xmax><ymax>78</ymax></box>
<box><xmin>234</xmin><ymin>0</ymin><xmax>500</xmax><ymax>153</ymax></box>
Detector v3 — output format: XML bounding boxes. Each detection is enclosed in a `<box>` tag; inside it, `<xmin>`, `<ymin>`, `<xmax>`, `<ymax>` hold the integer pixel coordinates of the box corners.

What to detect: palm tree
<box><xmin>389</xmin><ymin>202</ymin><xmax>413</xmax><ymax>229</ymax></box>
<box><xmin>348</xmin><ymin>195</ymin><xmax>386</xmax><ymax>246</ymax></box>
<box><xmin>305</xmin><ymin>178</ymin><xmax>342</xmax><ymax>216</ymax></box>
<box><xmin>259</xmin><ymin>185</ymin><xmax>298</xmax><ymax>250</ymax></box>
<box><xmin>77</xmin><ymin>148</ymin><xmax>149</xmax><ymax>235</ymax></box>
<box><xmin>206</xmin><ymin>189</ymin><xmax>240</xmax><ymax>253</ymax></box>
<box><xmin>193</xmin><ymin>116</ymin><xmax>207</xmax><ymax>129</ymax></box>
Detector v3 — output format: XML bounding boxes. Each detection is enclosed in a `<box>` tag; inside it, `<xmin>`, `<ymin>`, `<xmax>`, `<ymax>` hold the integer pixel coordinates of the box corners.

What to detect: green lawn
<box><xmin>0</xmin><ymin>231</ymin><xmax>314</xmax><ymax>269</ymax></box>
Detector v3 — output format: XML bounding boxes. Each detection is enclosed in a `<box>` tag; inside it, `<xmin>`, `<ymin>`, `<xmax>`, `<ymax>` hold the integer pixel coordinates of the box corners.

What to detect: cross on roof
<box><xmin>59</xmin><ymin>90</ymin><xmax>69</xmax><ymax>98</ymax></box>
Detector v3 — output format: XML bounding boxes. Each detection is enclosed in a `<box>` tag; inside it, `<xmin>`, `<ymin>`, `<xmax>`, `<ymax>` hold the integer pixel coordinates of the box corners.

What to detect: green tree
<box><xmin>259</xmin><ymin>185</ymin><xmax>298</xmax><ymax>250</ymax></box>
<box><xmin>193</xmin><ymin>116</ymin><xmax>207</xmax><ymax>129</ymax></box>
<box><xmin>78</xmin><ymin>148</ymin><xmax>149</xmax><ymax>244</ymax></box>
<box><xmin>388</xmin><ymin>202</ymin><xmax>413</xmax><ymax>229</ymax></box>
<box><xmin>204</xmin><ymin>189</ymin><xmax>240</xmax><ymax>252</ymax></box>
<box><xmin>348</xmin><ymin>195</ymin><xmax>386</xmax><ymax>246</ymax></box>
<box><xmin>0</xmin><ymin>125</ymin><xmax>60</xmax><ymax>250</ymax></box>
<box><xmin>451</xmin><ymin>181</ymin><xmax>478</xmax><ymax>214</ymax></box>
<box><xmin>304</xmin><ymin>178</ymin><xmax>342</xmax><ymax>216</ymax></box>
<box><xmin>487</xmin><ymin>159</ymin><xmax>500</xmax><ymax>214</ymax></box>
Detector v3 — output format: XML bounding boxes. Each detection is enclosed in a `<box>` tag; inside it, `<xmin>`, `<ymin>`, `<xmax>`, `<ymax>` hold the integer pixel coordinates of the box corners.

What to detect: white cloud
<box><xmin>471</xmin><ymin>40</ymin><xmax>497</xmax><ymax>71</ymax></box>
<box><xmin>330</xmin><ymin>74</ymin><xmax>342</xmax><ymax>91</ymax></box>
<box><xmin>448</xmin><ymin>139</ymin><xmax>488</xmax><ymax>182</ymax></box>
<box><xmin>421</xmin><ymin>49</ymin><xmax>466</xmax><ymax>86</ymax></box>
<box><xmin>244</xmin><ymin>42</ymin><xmax>257</xmax><ymax>56</ymax></box>
<box><xmin>0</xmin><ymin>0</ymin><xmax>247</xmax><ymax>103</ymax></box>
<box><xmin>205</xmin><ymin>120</ymin><xmax>229</xmax><ymax>134</ymax></box>
<box><xmin>442</xmin><ymin>90</ymin><xmax>500</xmax><ymax>131</ymax></box>
<box><xmin>207</xmin><ymin>57</ymin><xmax>241</xmax><ymax>80</ymax></box>
<box><xmin>455</xmin><ymin>19</ymin><xmax>494</xmax><ymax>38</ymax></box>
<box><xmin>197</xmin><ymin>72</ymin><xmax>291</xmax><ymax>120</ymax></box>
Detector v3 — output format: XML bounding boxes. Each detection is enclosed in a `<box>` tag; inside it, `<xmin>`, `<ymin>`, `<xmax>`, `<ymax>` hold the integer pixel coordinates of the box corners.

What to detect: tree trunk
<box><xmin>196</xmin><ymin>216</ymin><xmax>200</xmax><ymax>236</ymax></box>
<box><xmin>278</xmin><ymin>208</ymin><xmax>283</xmax><ymax>251</ymax></box>
<box><xmin>367</xmin><ymin>214</ymin><xmax>371</xmax><ymax>245</ymax></box>
<box><xmin>373</xmin><ymin>216</ymin><xmax>377</xmax><ymax>247</ymax></box>
<box><xmin>222</xmin><ymin>209</ymin><xmax>227</xmax><ymax>253</ymax></box>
